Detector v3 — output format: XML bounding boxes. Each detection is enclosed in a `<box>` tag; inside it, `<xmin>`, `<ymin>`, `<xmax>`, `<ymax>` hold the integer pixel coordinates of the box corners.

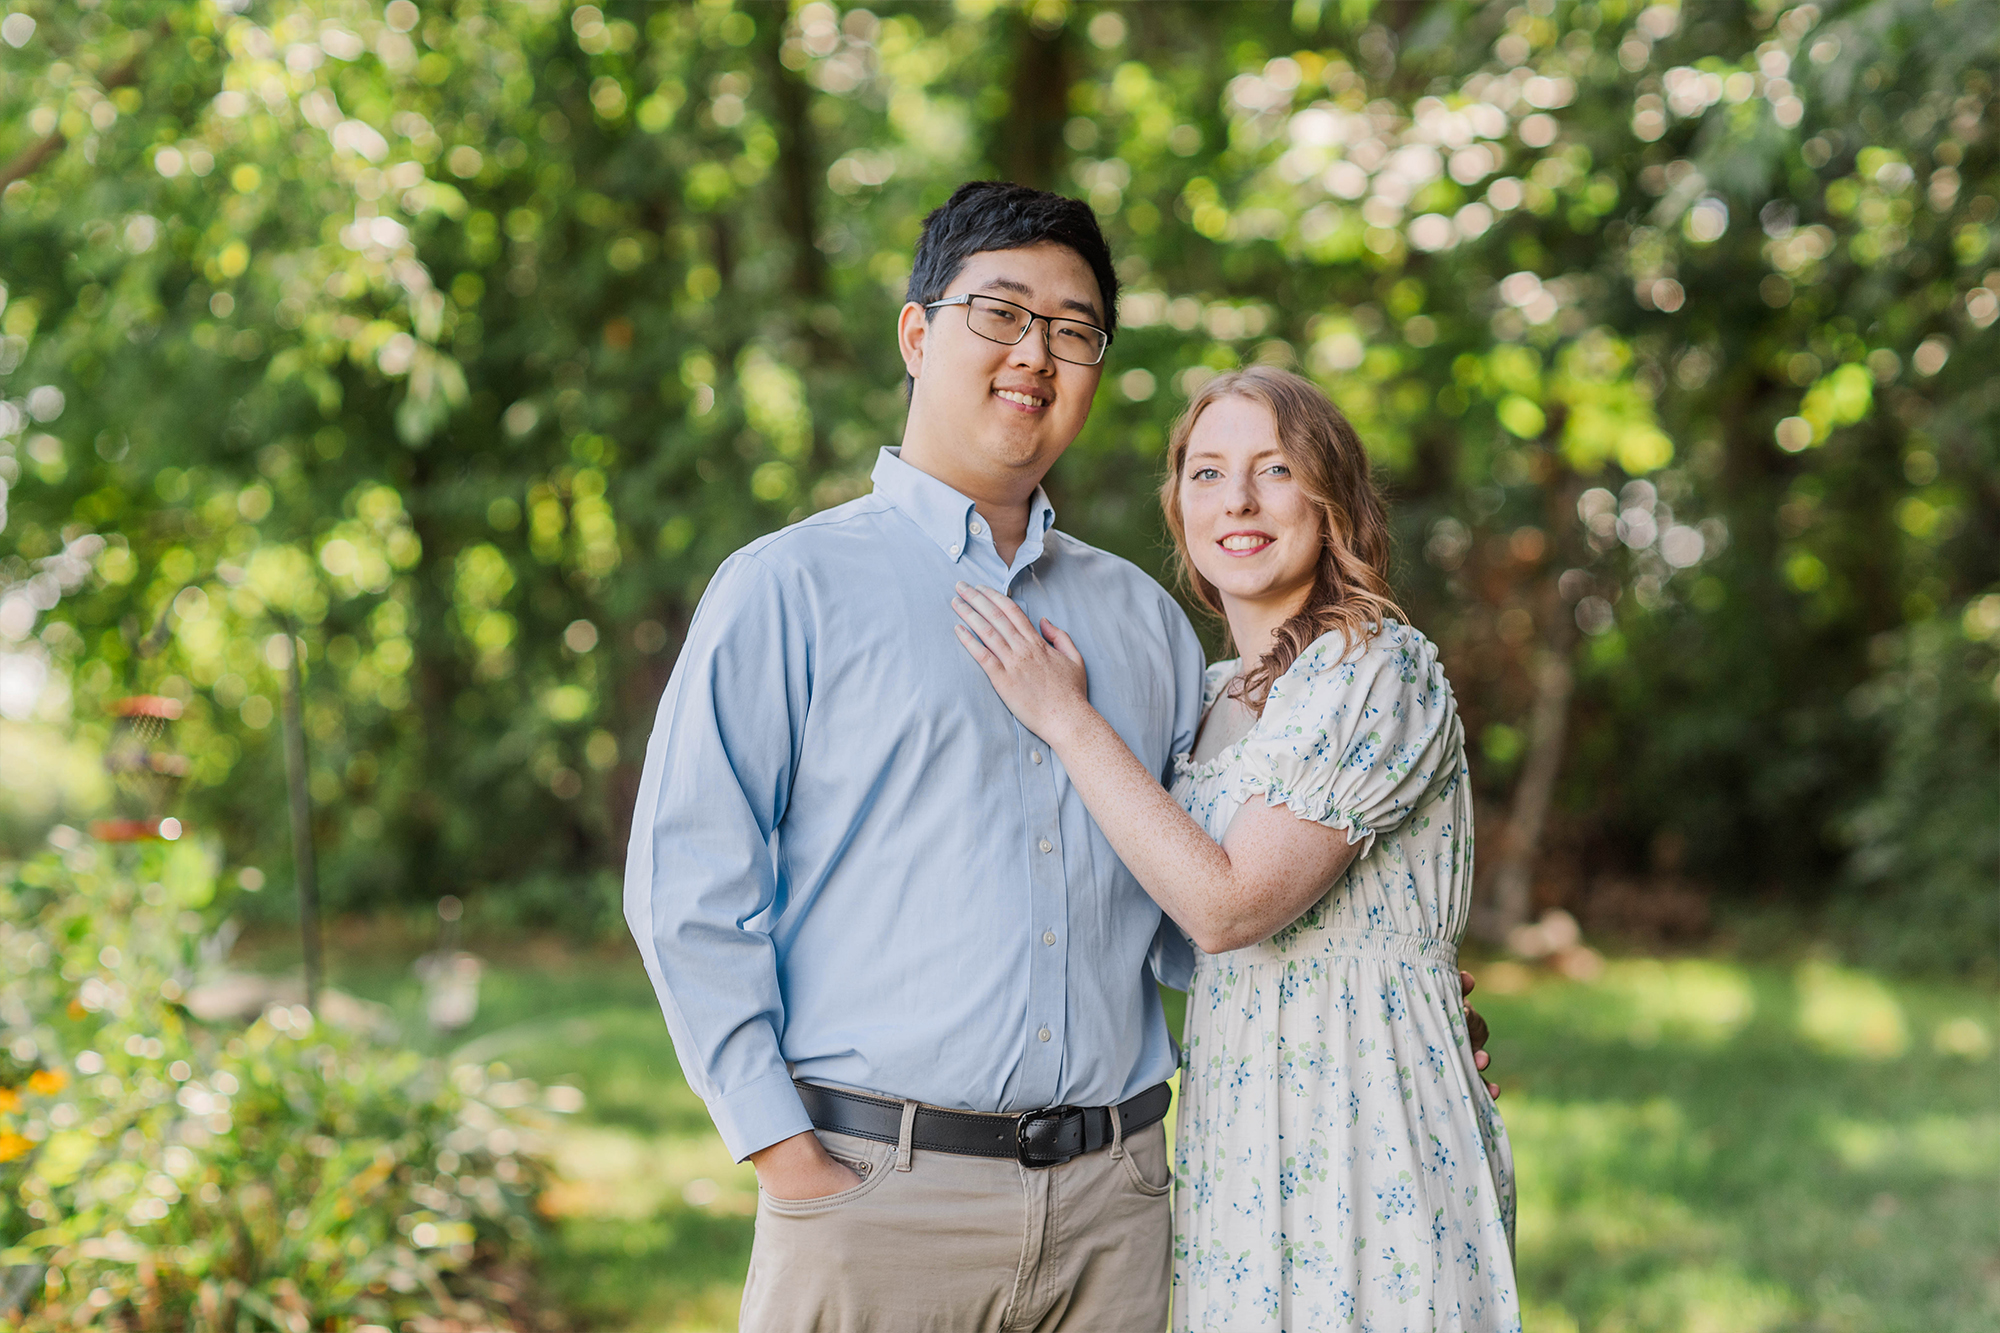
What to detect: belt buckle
<box><xmin>1015</xmin><ymin>1105</ymin><xmax>1081</xmax><ymax>1169</ymax></box>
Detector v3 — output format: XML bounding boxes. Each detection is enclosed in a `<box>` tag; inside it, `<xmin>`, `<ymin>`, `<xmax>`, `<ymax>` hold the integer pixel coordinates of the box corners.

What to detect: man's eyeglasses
<box><xmin>923</xmin><ymin>293</ymin><xmax>1111</xmax><ymax>367</ymax></box>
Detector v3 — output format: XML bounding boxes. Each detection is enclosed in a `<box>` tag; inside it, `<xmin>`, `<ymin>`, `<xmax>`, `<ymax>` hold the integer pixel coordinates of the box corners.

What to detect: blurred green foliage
<box><xmin>0</xmin><ymin>0</ymin><xmax>1993</xmax><ymax>966</ymax></box>
<box><xmin>267</xmin><ymin>944</ymin><xmax>760</xmax><ymax>1330</ymax></box>
<box><xmin>0</xmin><ymin>839</ymin><xmax>560</xmax><ymax>1331</ymax></box>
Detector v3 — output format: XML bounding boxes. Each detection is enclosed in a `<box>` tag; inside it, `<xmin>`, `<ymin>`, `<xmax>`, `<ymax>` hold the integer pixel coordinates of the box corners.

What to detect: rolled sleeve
<box><xmin>623</xmin><ymin>552</ymin><xmax>813</xmax><ymax>1161</ymax></box>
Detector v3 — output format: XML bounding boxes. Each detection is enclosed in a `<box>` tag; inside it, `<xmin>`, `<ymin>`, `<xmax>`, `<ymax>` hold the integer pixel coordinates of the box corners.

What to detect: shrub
<box><xmin>1835</xmin><ymin>613</ymin><xmax>2000</xmax><ymax>979</ymax></box>
<box><xmin>0</xmin><ymin>839</ymin><xmax>570</xmax><ymax>1331</ymax></box>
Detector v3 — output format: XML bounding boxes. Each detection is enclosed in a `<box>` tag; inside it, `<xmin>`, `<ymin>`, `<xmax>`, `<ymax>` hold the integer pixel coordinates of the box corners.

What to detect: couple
<box><xmin>624</xmin><ymin>181</ymin><xmax>1519</xmax><ymax>1332</ymax></box>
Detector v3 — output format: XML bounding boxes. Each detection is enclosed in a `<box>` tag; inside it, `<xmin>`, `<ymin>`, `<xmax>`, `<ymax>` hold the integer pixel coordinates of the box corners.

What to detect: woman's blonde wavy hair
<box><xmin>1160</xmin><ymin>366</ymin><xmax>1406</xmax><ymax>713</ymax></box>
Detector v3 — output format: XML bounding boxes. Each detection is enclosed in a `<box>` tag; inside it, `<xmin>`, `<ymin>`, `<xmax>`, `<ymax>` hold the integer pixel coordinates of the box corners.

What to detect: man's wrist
<box><xmin>748</xmin><ymin>1127</ymin><xmax>866</xmax><ymax>1201</ymax></box>
<box><xmin>749</xmin><ymin>1128</ymin><xmax>828</xmax><ymax>1174</ymax></box>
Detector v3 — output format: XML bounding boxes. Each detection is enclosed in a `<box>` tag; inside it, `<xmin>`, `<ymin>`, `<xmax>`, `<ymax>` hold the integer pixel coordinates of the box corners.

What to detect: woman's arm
<box><xmin>953</xmin><ymin>584</ymin><xmax>1360</xmax><ymax>953</ymax></box>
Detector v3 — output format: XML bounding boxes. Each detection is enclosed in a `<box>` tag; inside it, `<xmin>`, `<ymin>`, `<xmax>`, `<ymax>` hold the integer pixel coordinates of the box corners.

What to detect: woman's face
<box><xmin>1177</xmin><ymin>395</ymin><xmax>1324</xmax><ymax>614</ymax></box>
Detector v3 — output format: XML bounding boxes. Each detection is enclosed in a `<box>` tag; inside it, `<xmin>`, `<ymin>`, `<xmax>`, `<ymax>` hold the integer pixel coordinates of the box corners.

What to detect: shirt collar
<box><xmin>871</xmin><ymin>447</ymin><xmax>1056</xmax><ymax>567</ymax></box>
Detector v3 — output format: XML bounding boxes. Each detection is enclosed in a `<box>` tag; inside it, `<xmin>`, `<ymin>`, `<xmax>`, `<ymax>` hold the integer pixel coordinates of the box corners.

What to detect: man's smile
<box><xmin>994</xmin><ymin>386</ymin><xmax>1049</xmax><ymax>411</ymax></box>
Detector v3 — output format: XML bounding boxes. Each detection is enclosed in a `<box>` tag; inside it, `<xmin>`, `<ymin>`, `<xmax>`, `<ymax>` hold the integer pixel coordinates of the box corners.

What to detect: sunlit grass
<box><xmin>1795</xmin><ymin>958</ymin><xmax>1910</xmax><ymax>1059</ymax></box>
<box><xmin>1478</xmin><ymin>954</ymin><xmax>2000</xmax><ymax>1333</ymax></box>
<box><xmin>266</xmin><ymin>932</ymin><xmax>1999</xmax><ymax>1332</ymax></box>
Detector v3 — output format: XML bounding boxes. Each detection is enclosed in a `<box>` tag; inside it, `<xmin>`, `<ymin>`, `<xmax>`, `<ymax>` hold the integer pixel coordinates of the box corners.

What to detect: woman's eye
<box><xmin>1191</xmin><ymin>468</ymin><xmax>1220</xmax><ymax>481</ymax></box>
<box><xmin>1266</xmin><ymin>465</ymin><xmax>1291</xmax><ymax>477</ymax></box>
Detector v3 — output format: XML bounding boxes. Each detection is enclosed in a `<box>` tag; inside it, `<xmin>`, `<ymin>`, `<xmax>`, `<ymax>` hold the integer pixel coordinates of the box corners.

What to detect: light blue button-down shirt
<box><xmin>625</xmin><ymin>448</ymin><xmax>1208</xmax><ymax>1161</ymax></box>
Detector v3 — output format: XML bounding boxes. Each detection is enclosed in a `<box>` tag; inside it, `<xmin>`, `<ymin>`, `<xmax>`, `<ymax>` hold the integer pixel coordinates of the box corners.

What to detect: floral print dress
<box><xmin>1169</xmin><ymin>623</ymin><xmax>1520</xmax><ymax>1332</ymax></box>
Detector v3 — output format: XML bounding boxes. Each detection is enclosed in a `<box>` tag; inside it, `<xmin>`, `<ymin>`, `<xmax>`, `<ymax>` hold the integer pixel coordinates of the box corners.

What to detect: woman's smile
<box><xmin>1217</xmin><ymin>530</ymin><xmax>1276</xmax><ymax>556</ymax></box>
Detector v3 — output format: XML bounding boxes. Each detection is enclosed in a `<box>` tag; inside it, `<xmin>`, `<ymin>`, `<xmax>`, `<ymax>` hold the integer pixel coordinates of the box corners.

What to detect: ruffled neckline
<box><xmin>1170</xmin><ymin>623</ymin><xmax>1415</xmax><ymax>785</ymax></box>
<box><xmin>1173</xmin><ymin>744</ymin><xmax>1250</xmax><ymax>783</ymax></box>
<box><xmin>1173</xmin><ymin>659</ymin><xmax>1249</xmax><ymax>783</ymax></box>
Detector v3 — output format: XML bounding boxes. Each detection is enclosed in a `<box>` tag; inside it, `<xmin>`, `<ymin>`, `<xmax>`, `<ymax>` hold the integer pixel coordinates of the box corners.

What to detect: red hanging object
<box><xmin>93</xmin><ymin>695</ymin><xmax>190</xmax><ymax>842</ymax></box>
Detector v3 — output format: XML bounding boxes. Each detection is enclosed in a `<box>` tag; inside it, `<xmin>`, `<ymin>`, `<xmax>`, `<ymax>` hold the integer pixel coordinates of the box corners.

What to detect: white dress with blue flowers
<box><xmin>1169</xmin><ymin>624</ymin><xmax>1520</xmax><ymax>1332</ymax></box>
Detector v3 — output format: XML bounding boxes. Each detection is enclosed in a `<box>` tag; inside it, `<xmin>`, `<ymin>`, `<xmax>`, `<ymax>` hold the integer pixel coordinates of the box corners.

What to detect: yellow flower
<box><xmin>0</xmin><ymin>1087</ymin><xmax>21</xmax><ymax>1113</ymax></box>
<box><xmin>27</xmin><ymin>1069</ymin><xmax>67</xmax><ymax>1096</ymax></box>
<box><xmin>0</xmin><ymin>1131</ymin><xmax>30</xmax><ymax>1163</ymax></box>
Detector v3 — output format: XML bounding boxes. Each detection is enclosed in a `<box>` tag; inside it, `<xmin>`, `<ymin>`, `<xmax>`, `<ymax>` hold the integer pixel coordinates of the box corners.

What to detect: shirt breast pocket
<box><xmin>1089</xmin><ymin>674</ymin><xmax>1172</xmax><ymax>768</ymax></box>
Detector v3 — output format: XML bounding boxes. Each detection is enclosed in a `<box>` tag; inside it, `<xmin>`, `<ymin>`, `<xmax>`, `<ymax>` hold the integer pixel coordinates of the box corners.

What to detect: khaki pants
<box><xmin>739</xmin><ymin>1114</ymin><xmax>1172</xmax><ymax>1333</ymax></box>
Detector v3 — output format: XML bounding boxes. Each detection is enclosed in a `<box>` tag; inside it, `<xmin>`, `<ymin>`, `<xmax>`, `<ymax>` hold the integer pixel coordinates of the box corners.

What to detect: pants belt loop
<box><xmin>894</xmin><ymin>1099</ymin><xmax>918</xmax><ymax>1172</ymax></box>
<box><xmin>1107</xmin><ymin>1102</ymin><xmax>1125</xmax><ymax>1161</ymax></box>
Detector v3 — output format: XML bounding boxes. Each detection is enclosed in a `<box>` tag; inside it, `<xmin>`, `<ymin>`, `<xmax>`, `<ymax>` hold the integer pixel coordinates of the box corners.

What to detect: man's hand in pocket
<box><xmin>750</xmin><ymin>1130</ymin><xmax>865</xmax><ymax>1201</ymax></box>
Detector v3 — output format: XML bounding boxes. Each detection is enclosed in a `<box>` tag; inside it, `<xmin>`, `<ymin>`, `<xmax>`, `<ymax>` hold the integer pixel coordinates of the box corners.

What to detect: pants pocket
<box><xmin>757</xmin><ymin>1130</ymin><xmax>895</xmax><ymax>1217</ymax></box>
<box><xmin>1118</xmin><ymin>1122</ymin><xmax>1172</xmax><ymax>1196</ymax></box>
<box><xmin>825</xmin><ymin>1150</ymin><xmax>873</xmax><ymax>1179</ymax></box>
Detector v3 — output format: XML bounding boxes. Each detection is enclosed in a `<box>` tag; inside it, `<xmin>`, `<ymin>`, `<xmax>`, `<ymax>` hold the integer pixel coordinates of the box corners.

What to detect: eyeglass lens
<box><xmin>963</xmin><ymin>296</ymin><xmax>1107</xmax><ymax>365</ymax></box>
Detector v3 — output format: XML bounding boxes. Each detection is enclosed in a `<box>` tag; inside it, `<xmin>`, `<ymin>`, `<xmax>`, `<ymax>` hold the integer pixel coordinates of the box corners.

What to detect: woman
<box><xmin>951</xmin><ymin>366</ymin><xmax>1520</xmax><ymax>1331</ymax></box>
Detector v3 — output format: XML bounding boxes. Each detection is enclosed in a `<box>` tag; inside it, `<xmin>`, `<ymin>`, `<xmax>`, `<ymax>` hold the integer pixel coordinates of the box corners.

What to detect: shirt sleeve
<box><xmin>1148</xmin><ymin>593</ymin><xmax>1211</xmax><ymax>992</ymax></box>
<box><xmin>1234</xmin><ymin>623</ymin><xmax>1461</xmax><ymax>862</ymax></box>
<box><xmin>623</xmin><ymin>551</ymin><xmax>813</xmax><ymax>1161</ymax></box>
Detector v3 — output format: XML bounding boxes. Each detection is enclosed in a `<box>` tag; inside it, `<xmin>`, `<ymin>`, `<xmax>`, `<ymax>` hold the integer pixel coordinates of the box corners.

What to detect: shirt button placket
<box><xmin>1024</xmin><ymin>660</ymin><xmax>1072</xmax><ymax>1096</ymax></box>
<box><xmin>1032</xmin><ymin>827</ymin><xmax>1061</xmax><ymax>1066</ymax></box>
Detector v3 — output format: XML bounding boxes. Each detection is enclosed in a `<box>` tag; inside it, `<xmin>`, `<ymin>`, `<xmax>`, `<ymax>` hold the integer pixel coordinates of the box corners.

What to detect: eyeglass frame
<box><xmin>921</xmin><ymin>293</ymin><xmax>1114</xmax><ymax>367</ymax></box>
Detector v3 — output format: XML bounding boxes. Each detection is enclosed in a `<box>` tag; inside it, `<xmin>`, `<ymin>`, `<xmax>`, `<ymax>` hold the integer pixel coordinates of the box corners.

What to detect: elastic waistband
<box><xmin>1201</xmin><ymin>926</ymin><xmax>1459</xmax><ymax>970</ymax></box>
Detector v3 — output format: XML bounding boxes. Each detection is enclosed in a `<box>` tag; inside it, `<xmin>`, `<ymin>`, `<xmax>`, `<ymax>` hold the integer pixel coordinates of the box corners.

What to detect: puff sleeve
<box><xmin>1233</xmin><ymin>623</ymin><xmax>1462</xmax><ymax>861</ymax></box>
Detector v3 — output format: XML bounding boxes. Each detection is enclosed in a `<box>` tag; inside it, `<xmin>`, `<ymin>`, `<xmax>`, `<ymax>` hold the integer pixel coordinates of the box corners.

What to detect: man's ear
<box><xmin>896</xmin><ymin>301</ymin><xmax>929</xmax><ymax>382</ymax></box>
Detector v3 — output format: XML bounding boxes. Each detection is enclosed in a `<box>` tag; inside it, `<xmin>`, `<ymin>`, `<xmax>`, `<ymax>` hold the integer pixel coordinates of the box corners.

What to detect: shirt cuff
<box><xmin>1149</xmin><ymin>919</ymin><xmax>1196</xmax><ymax>992</ymax></box>
<box><xmin>709</xmin><ymin>1068</ymin><xmax>815</xmax><ymax>1163</ymax></box>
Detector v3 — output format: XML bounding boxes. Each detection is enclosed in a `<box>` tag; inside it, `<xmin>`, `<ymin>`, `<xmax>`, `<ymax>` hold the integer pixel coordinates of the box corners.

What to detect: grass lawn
<box><xmin>260</xmin><ymin>927</ymin><xmax>1999</xmax><ymax>1332</ymax></box>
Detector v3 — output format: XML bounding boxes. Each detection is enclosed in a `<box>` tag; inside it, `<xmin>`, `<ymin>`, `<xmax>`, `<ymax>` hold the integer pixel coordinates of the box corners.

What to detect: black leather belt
<box><xmin>795</xmin><ymin>1079</ymin><xmax>1173</xmax><ymax>1170</ymax></box>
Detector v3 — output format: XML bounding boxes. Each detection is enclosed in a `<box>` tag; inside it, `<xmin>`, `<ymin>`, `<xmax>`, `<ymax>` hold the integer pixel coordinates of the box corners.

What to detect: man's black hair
<box><xmin>906</xmin><ymin>181</ymin><xmax>1119</xmax><ymax>339</ymax></box>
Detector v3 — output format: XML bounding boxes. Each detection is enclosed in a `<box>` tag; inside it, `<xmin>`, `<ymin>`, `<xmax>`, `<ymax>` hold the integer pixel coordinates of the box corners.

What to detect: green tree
<box><xmin>2</xmin><ymin>0</ymin><xmax>1993</xmax><ymax>970</ymax></box>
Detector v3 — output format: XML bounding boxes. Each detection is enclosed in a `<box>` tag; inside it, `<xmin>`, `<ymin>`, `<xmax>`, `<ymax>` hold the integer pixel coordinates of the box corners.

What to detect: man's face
<box><xmin>898</xmin><ymin>243</ymin><xmax>1106</xmax><ymax>496</ymax></box>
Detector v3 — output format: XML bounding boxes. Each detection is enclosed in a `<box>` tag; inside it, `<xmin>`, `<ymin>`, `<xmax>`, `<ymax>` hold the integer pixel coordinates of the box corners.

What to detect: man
<box><xmin>625</xmin><ymin>181</ymin><xmax>1490</xmax><ymax>1330</ymax></box>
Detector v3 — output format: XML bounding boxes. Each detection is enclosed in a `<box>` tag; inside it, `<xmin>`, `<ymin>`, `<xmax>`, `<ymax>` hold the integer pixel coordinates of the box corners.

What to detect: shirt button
<box><xmin>1043</xmin><ymin>930</ymin><xmax>1056</xmax><ymax>946</ymax></box>
<box><xmin>1031</xmin><ymin>749</ymin><xmax>1043</xmax><ymax>764</ymax></box>
<box><xmin>970</xmin><ymin>519</ymin><xmax>984</xmax><ymax>535</ymax></box>
<box><xmin>949</xmin><ymin>544</ymin><xmax>960</xmax><ymax>557</ymax></box>
<box><xmin>1038</xmin><ymin>1027</ymin><xmax>1051</xmax><ymax>1042</ymax></box>
<box><xmin>1039</xmin><ymin>838</ymin><xmax>1053</xmax><ymax>854</ymax></box>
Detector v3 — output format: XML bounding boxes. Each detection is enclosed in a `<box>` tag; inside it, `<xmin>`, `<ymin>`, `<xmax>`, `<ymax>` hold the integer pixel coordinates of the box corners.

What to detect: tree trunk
<box><xmin>757</xmin><ymin>13</ymin><xmax>828</xmax><ymax>309</ymax></box>
<box><xmin>754</xmin><ymin>8</ymin><xmax>843</xmax><ymax>476</ymax></box>
<box><xmin>276</xmin><ymin>623</ymin><xmax>323</xmax><ymax>1014</ymax></box>
<box><xmin>403</xmin><ymin>458</ymin><xmax>459</xmax><ymax>902</ymax></box>
<box><xmin>1482</xmin><ymin>599</ymin><xmax>1577</xmax><ymax>942</ymax></box>
<box><xmin>1478</xmin><ymin>469</ymin><xmax>1582</xmax><ymax>944</ymax></box>
<box><xmin>1001</xmin><ymin>14</ymin><xmax>1069</xmax><ymax>190</ymax></box>
<box><xmin>609</xmin><ymin>604</ymin><xmax>688</xmax><ymax>868</ymax></box>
